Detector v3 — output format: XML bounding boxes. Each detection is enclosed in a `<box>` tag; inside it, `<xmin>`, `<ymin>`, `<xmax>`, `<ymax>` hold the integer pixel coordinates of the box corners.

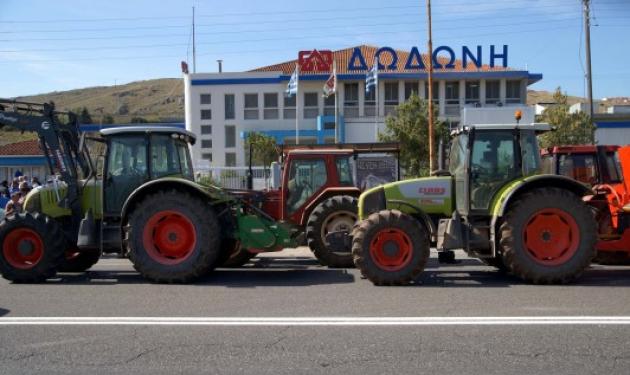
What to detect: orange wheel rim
<box><xmin>369</xmin><ymin>228</ymin><xmax>413</xmax><ymax>271</ymax></box>
<box><xmin>142</xmin><ymin>210</ymin><xmax>197</xmax><ymax>265</ymax></box>
<box><xmin>522</xmin><ymin>208</ymin><xmax>580</xmax><ymax>266</ymax></box>
<box><xmin>2</xmin><ymin>228</ymin><xmax>44</xmax><ymax>270</ymax></box>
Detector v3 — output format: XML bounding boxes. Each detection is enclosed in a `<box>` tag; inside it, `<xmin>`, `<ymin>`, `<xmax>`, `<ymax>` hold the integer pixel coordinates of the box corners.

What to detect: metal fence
<box><xmin>195</xmin><ymin>166</ymin><xmax>271</xmax><ymax>190</ymax></box>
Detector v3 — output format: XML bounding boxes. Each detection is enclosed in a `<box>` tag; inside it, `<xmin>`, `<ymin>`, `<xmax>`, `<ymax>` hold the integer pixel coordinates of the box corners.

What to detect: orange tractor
<box><xmin>541</xmin><ymin>145</ymin><xmax>630</xmax><ymax>264</ymax></box>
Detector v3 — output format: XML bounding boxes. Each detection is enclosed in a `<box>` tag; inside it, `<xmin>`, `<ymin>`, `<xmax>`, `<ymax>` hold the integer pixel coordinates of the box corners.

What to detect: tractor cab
<box><xmin>450</xmin><ymin>123</ymin><xmax>547</xmax><ymax>216</ymax></box>
<box><xmin>540</xmin><ymin>145</ymin><xmax>622</xmax><ymax>186</ymax></box>
<box><xmin>99</xmin><ymin>126</ymin><xmax>196</xmax><ymax>216</ymax></box>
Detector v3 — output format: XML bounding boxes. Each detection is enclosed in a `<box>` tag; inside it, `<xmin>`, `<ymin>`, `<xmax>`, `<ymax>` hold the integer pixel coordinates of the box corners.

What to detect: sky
<box><xmin>0</xmin><ymin>0</ymin><xmax>628</xmax><ymax>99</ymax></box>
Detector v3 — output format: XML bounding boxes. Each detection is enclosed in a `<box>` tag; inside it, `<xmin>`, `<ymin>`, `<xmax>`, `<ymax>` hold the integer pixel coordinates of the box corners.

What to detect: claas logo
<box><xmin>298</xmin><ymin>49</ymin><xmax>333</xmax><ymax>72</ymax></box>
<box><xmin>419</xmin><ymin>187</ymin><xmax>446</xmax><ymax>195</ymax></box>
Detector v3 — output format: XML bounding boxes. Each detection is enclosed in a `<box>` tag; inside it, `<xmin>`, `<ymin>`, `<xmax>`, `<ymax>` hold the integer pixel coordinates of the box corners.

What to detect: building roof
<box><xmin>251</xmin><ymin>45</ymin><xmax>511</xmax><ymax>75</ymax></box>
<box><xmin>0</xmin><ymin>140</ymin><xmax>42</xmax><ymax>156</ymax></box>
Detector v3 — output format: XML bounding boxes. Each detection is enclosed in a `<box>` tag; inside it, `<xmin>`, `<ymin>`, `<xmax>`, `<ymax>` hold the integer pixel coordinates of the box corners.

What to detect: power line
<box><xmin>0</xmin><ymin>16</ymin><xmax>584</xmax><ymax>43</ymax></box>
<box><xmin>0</xmin><ymin>1</ymin><xmax>592</xmax><ymax>24</ymax></box>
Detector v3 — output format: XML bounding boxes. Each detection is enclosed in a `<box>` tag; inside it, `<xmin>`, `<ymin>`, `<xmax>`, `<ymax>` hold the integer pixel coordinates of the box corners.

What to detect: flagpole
<box><xmin>334</xmin><ymin>61</ymin><xmax>338</xmax><ymax>144</ymax></box>
<box><xmin>374</xmin><ymin>58</ymin><xmax>378</xmax><ymax>142</ymax></box>
<box><xmin>296</xmin><ymin>63</ymin><xmax>300</xmax><ymax>145</ymax></box>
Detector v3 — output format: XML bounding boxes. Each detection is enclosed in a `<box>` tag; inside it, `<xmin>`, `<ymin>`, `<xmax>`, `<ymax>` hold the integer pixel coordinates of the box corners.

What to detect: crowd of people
<box><xmin>0</xmin><ymin>174</ymin><xmax>41</xmax><ymax>216</ymax></box>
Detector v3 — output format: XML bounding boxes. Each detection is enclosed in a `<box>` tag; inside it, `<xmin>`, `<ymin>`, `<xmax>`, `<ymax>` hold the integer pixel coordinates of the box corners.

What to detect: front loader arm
<box><xmin>0</xmin><ymin>100</ymin><xmax>89</xmax><ymax>221</ymax></box>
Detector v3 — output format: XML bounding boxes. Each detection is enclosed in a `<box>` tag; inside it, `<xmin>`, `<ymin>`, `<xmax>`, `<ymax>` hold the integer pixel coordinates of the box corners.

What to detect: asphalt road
<box><xmin>1</xmin><ymin>248</ymin><xmax>630</xmax><ymax>374</ymax></box>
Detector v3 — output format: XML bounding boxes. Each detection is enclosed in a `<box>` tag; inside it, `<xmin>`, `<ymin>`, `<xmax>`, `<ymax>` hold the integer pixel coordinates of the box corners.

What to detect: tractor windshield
<box><xmin>150</xmin><ymin>134</ymin><xmax>194</xmax><ymax>180</ymax></box>
<box><xmin>470</xmin><ymin>130</ymin><xmax>518</xmax><ymax>210</ymax></box>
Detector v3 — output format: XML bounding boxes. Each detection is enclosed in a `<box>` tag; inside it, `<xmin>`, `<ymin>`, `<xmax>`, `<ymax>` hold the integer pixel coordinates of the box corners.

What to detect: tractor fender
<box><xmin>299</xmin><ymin>187</ymin><xmax>361</xmax><ymax>225</ymax></box>
<box><xmin>120</xmin><ymin>177</ymin><xmax>232</xmax><ymax>227</ymax></box>
<box><xmin>488</xmin><ymin>174</ymin><xmax>591</xmax><ymax>256</ymax></box>
<box><xmin>386</xmin><ymin>199</ymin><xmax>438</xmax><ymax>238</ymax></box>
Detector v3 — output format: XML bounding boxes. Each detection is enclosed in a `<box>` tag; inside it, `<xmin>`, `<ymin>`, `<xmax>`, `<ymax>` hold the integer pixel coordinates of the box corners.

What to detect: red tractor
<box><xmin>226</xmin><ymin>143</ymin><xmax>400</xmax><ymax>268</ymax></box>
<box><xmin>541</xmin><ymin>145</ymin><xmax>630</xmax><ymax>264</ymax></box>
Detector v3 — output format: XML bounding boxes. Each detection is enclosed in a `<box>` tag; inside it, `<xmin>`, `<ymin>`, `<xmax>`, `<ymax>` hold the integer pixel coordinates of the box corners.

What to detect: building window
<box><xmin>384</xmin><ymin>82</ymin><xmax>399</xmax><ymax>116</ymax></box>
<box><xmin>201</xmin><ymin>153</ymin><xmax>212</xmax><ymax>162</ymax></box>
<box><xmin>201</xmin><ymin>125</ymin><xmax>212</xmax><ymax>135</ymax></box>
<box><xmin>486</xmin><ymin>80</ymin><xmax>500</xmax><ymax>104</ymax></box>
<box><xmin>404</xmin><ymin>82</ymin><xmax>418</xmax><ymax>101</ymax></box>
<box><xmin>323</xmin><ymin>95</ymin><xmax>335</xmax><ymax>116</ymax></box>
<box><xmin>344</xmin><ymin>83</ymin><xmax>359</xmax><ymax>118</ymax></box>
<box><xmin>244</xmin><ymin>94</ymin><xmax>258</xmax><ymax>120</ymax></box>
<box><xmin>283</xmin><ymin>95</ymin><xmax>296</xmax><ymax>119</ymax></box>
<box><xmin>200</xmin><ymin>94</ymin><xmax>211</xmax><ymax>105</ymax></box>
<box><xmin>364</xmin><ymin>87</ymin><xmax>376</xmax><ymax>116</ymax></box>
<box><xmin>424</xmin><ymin>82</ymin><xmax>439</xmax><ymax>103</ymax></box>
<box><xmin>506</xmin><ymin>80</ymin><xmax>522</xmax><ymax>104</ymax></box>
<box><xmin>445</xmin><ymin>81</ymin><xmax>460</xmax><ymax>116</ymax></box>
<box><xmin>263</xmin><ymin>93</ymin><xmax>279</xmax><ymax>120</ymax></box>
<box><xmin>225</xmin><ymin>152</ymin><xmax>236</xmax><ymax>167</ymax></box>
<box><xmin>303</xmin><ymin>92</ymin><xmax>319</xmax><ymax>118</ymax></box>
<box><xmin>225</xmin><ymin>125</ymin><xmax>236</xmax><ymax>148</ymax></box>
<box><xmin>201</xmin><ymin>139</ymin><xmax>212</xmax><ymax>149</ymax></box>
<box><xmin>465</xmin><ymin>81</ymin><xmax>480</xmax><ymax>104</ymax></box>
<box><xmin>225</xmin><ymin>94</ymin><xmax>235</xmax><ymax>120</ymax></box>
<box><xmin>200</xmin><ymin>109</ymin><xmax>212</xmax><ymax>120</ymax></box>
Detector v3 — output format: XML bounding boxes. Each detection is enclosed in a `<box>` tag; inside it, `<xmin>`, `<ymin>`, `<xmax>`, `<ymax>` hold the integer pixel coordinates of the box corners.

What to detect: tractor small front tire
<box><xmin>126</xmin><ymin>190</ymin><xmax>221</xmax><ymax>283</ymax></box>
<box><xmin>0</xmin><ymin>212</ymin><xmax>66</xmax><ymax>283</ymax></box>
<box><xmin>58</xmin><ymin>249</ymin><xmax>102</xmax><ymax>272</ymax></box>
<box><xmin>500</xmin><ymin>188</ymin><xmax>597</xmax><ymax>284</ymax></box>
<box><xmin>306</xmin><ymin>195</ymin><xmax>358</xmax><ymax>268</ymax></box>
<box><xmin>352</xmin><ymin>210</ymin><xmax>430</xmax><ymax>285</ymax></box>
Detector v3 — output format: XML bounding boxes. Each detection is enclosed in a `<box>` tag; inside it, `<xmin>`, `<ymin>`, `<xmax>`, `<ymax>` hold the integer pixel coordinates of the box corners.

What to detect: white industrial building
<box><xmin>184</xmin><ymin>45</ymin><xmax>542</xmax><ymax>167</ymax></box>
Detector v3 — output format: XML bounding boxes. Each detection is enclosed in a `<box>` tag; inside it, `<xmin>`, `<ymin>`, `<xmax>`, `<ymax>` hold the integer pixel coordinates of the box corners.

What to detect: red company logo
<box><xmin>419</xmin><ymin>187</ymin><xmax>446</xmax><ymax>195</ymax></box>
<box><xmin>298</xmin><ymin>49</ymin><xmax>333</xmax><ymax>72</ymax></box>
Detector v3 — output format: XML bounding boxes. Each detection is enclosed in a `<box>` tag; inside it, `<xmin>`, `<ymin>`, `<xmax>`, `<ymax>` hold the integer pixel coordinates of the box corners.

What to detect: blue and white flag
<box><xmin>286</xmin><ymin>65</ymin><xmax>298</xmax><ymax>97</ymax></box>
<box><xmin>365</xmin><ymin>61</ymin><xmax>378</xmax><ymax>93</ymax></box>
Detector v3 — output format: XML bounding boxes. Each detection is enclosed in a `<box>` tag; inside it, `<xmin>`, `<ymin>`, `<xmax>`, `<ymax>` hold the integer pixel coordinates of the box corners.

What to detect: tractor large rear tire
<box><xmin>0</xmin><ymin>212</ymin><xmax>65</xmax><ymax>283</ymax></box>
<box><xmin>126</xmin><ymin>190</ymin><xmax>221</xmax><ymax>283</ymax></box>
<box><xmin>352</xmin><ymin>210</ymin><xmax>430</xmax><ymax>285</ymax></box>
<box><xmin>58</xmin><ymin>249</ymin><xmax>102</xmax><ymax>272</ymax></box>
<box><xmin>306</xmin><ymin>195</ymin><xmax>357</xmax><ymax>268</ymax></box>
<box><xmin>500</xmin><ymin>188</ymin><xmax>597</xmax><ymax>284</ymax></box>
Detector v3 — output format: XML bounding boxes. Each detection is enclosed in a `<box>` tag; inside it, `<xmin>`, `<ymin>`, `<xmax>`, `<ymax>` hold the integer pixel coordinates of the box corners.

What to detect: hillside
<box><xmin>15</xmin><ymin>78</ymin><xmax>185</xmax><ymax>124</ymax></box>
<box><xmin>526</xmin><ymin>90</ymin><xmax>584</xmax><ymax>106</ymax></box>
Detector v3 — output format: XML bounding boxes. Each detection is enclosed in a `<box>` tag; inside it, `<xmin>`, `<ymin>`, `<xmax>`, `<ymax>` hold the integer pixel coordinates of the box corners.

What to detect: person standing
<box><xmin>4</xmin><ymin>191</ymin><xmax>22</xmax><ymax>216</ymax></box>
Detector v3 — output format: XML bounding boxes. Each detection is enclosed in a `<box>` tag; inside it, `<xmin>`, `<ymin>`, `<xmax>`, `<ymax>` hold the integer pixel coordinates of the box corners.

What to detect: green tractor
<box><xmin>344</xmin><ymin>123</ymin><xmax>597</xmax><ymax>285</ymax></box>
<box><xmin>0</xmin><ymin>100</ymin><xmax>298</xmax><ymax>283</ymax></box>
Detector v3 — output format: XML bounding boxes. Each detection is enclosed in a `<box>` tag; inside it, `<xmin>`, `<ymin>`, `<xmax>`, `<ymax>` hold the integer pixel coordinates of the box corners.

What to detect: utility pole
<box><xmin>192</xmin><ymin>6</ymin><xmax>197</xmax><ymax>73</ymax></box>
<box><xmin>583</xmin><ymin>0</ymin><xmax>594</xmax><ymax>118</ymax></box>
<box><xmin>426</xmin><ymin>0</ymin><xmax>435</xmax><ymax>173</ymax></box>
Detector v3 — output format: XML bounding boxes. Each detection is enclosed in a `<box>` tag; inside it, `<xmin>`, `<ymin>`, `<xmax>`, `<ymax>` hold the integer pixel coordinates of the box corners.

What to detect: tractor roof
<box><xmin>99</xmin><ymin>126</ymin><xmax>196</xmax><ymax>145</ymax></box>
<box><xmin>465</xmin><ymin>123</ymin><xmax>552</xmax><ymax>131</ymax></box>
<box><xmin>541</xmin><ymin>144</ymin><xmax>619</xmax><ymax>156</ymax></box>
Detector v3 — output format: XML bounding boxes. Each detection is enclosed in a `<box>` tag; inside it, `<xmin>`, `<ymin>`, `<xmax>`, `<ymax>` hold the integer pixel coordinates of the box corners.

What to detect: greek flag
<box><xmin>286</xmin><ymin>66</ymin><xmax>298</xmax><ymax>97</ymax></box>
<box><xmin>365</xmin><ymin>62</ymin><xmax>378</xmax><ymax>93</ymax></box>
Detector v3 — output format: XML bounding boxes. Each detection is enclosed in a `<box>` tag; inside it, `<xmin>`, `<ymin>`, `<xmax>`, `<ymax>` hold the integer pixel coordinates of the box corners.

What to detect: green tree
<box><xmin>378</xmin><ymin>93</ymin><xmax>447</xmax><ymax>177</ymax></box>
<box><xmin>538</xmin><ymin>87</ymin><xmax>594</xmax><ymax>148</ymax></box>
<box><xmin>102</xmin><ymin>114</ymin><xmax>115</xmax><ymax>124</ymax></box>
<box><xmin>245</xmin><ymin>132</ymin><xmax>278</xmax><ymax>167</ymax></box>
<box><xmin>76</xmin><ymin>107</ymin><xmax>92</xmax><ymax>124</ymax></box>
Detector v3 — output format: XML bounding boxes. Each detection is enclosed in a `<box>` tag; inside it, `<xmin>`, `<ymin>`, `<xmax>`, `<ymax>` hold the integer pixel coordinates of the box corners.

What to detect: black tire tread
<box><xmin>0</xmin><ymin>212</ymin><xmax>66</xmax><ymax>282</ymax></box>
<box><xmin>306</xmin><ymin>195</ymin><xmax>358</xmax><ymax>268</ymax></box>
<box><xmin>500</xmin><ymin>188</ymin><xmax>597</xmax><ymax>284</ymax></box>
<box><xmin>125</xmin><ymin>190</ymin><xmax>221</xmax><ymax>283</ymax></box>
<box><xmin>58</xmin><ymin>250</ymin><xmax>102</xmax><ymax>272</ymax></box>
<box><xmin>352</xmin><ymin>209</ymin><xmax>430</xmax><ymax>285</ymax></box>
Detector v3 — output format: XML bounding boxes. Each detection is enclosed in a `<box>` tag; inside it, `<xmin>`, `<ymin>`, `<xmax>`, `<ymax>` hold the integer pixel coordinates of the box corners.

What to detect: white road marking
<box><xmin>1</xmin><ymin>316</ymin><xmax>630</xmax><ymax>326</ymax></box>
